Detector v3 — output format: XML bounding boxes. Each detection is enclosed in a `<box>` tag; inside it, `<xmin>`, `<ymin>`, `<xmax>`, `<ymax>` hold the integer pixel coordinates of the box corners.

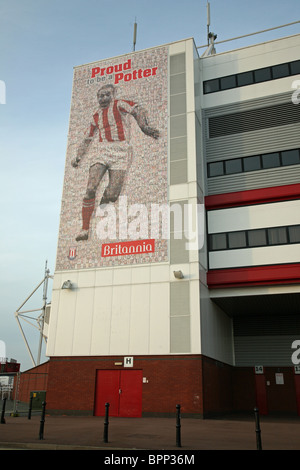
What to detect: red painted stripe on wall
<box><xmin>102</xmin><ymin>108</ymin><xmax>113</xmax><ymax>141</ymax></box>
<box><xmin>113</xmin><ymin>100</ymin><xmax>125</xmax><ymax>141</ymax></box>
<box><xmin>205</xmin><ymin>184</ymin><xmax>300</xmax><ymax>210</ymax></box>
<box><xmin>207</xmin><ymin>263</ymin><xmax>300</xmax><ymax>288</ymax></box>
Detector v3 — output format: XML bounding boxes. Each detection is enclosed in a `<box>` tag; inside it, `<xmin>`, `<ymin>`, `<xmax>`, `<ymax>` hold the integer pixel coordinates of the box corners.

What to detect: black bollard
<box><xmin>28</xmin><ymin>396</ymin><xmax>33</xmax><ymax>420</ymax></box>
<box><xmin>1</xmin><ymin>397</ymin><xmax>7</xmax><ymax>424</ymax></box>
<box><xmin>103</xmin><ymin>402</ymin><xmax>110</xmax><ymax>443</ymax></box>
<box><xmin>39</xmin><ymin>401</ymin><xmax>47</xmax><ymax>440</ymax></box>
<box><xmin>254</xmin><ymin>407</ymin><xmax>262</xmax><ymax>450</ymax></box>
<box><xmin>176</xmin><ymin>404</ymin><xmax>181</xmax><ymax>447</ymax></box>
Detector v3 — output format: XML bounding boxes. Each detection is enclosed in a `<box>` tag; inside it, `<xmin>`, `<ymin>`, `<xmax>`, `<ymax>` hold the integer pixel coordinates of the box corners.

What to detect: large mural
<box><xmin>56</xmin><ymin>46</ymin><xmax>169</xmax><ymax>270</ymax></box>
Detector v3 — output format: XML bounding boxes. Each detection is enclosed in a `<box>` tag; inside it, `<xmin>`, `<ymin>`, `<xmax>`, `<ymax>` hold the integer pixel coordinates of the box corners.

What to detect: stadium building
<box><xmin>23</xmin><ymin>31</ymin><xmax>300</xmax><ymax>417</ymax></box>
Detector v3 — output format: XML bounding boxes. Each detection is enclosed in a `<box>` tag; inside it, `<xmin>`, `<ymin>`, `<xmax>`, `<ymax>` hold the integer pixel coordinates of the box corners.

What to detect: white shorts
<box><xmin>92</xmin><ymin>141</ymin><xmax>132</xmax><ymax>171</ymax></box>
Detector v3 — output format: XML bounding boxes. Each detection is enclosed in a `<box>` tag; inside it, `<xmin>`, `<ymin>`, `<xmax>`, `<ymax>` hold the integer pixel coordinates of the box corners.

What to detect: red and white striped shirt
<box><xmin>89</xmin><ymin>99</ymin><xmax>137</xmax><ymax>142</ymax></box>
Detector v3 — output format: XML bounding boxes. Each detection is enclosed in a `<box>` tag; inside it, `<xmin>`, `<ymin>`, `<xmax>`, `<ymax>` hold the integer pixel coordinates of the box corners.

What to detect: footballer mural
<box><xmin>56</xmin><ymin>46</ymin><xmax>169</xmax><ymax>270</ymax></box>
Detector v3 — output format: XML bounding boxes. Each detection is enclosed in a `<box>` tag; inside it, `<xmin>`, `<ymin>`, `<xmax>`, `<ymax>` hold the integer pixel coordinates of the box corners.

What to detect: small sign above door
<box><xmin>124</xmin><ymin>356</ymin><xmax>134</xmax><ymax>367</ymax></box>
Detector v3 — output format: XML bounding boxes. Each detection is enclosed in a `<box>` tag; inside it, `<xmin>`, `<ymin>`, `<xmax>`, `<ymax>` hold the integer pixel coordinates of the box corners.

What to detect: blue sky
<box><xmin>0</xmin><ymin>0</ymin><xmax>299</xmax><ymax>371</ymax></box>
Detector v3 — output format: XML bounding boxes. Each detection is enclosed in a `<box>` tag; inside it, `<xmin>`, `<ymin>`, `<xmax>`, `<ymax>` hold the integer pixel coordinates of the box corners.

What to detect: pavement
<box><xmin>0</xmin><ymin>409</ymin><xmax>300</xmax><ymax>452</ymax></box>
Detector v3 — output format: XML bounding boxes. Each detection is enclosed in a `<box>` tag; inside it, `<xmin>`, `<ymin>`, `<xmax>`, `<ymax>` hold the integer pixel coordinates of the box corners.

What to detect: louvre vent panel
<box><xmin>234</xmin><ymin>336</ymin><xmax>298</xmax><ymax>366</ymax></box>
<box><xmin>207</xmin><ymin>165</ymin><xmax>300</xmax><ymax>194</ymax></box>
<box><xmin>209</xmin><ymin>102</ymin><xmax>300</xmax><ymax>139</ymax></box>
<box><xmin>233</xmin><ymin>314</ymin><xmax>300</xmax><ymax>336</ymax></box>
<box><xmin>204</xmin><ymin>91</ymin><xmax>295</xmax><ymax>117</ymax></box>
<box><xmin>204</xmin><ymin>92</ymin><xmax>300</xmax><ymax>195</ymax></box>
<box><xmin>205</xmin><ymin>123</ymin><xmax>300</xmax><ymax>162</ymax></box>
<box><xmin>233</xmin><ymin>314</ymin><xmax>300</xmax><ymax>367</ymax></box>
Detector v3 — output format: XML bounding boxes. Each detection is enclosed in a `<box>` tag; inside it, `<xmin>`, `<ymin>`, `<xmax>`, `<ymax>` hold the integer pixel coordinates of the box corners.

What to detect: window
<box><xmin>209</xmin><ymin>233</ymin><xmax>227</xmax><ymax>251</ymax></box>
<box><xmin>207</xmin><ymin>148</ymin><xmax>300</xmax><ymax>178</ymax></box>
<box><xmin>225</xmin><ymin>159</ymin><xmax>242</xmax><ymax>174</ymax></box>
<box><xmin>281</xmin><ymin>149</ymin><xmax>300</xmax><ymax>166</ymax></box>
<box><xmin>254</xmin><ymin>67</ymin><xmax>272</xmax><ymax>83</ymax></box>
<box><xmin>209</xmin><ymin>225</ymin><xmax>299</xmax><ymax>252</ymax></box>
<box><xmin>220</xmin><ymin>75</ymin><xmax>236</xmax><ymax>90</ymax></box>
<box><xmin>228</xmin><ymin>231</ymin><xmax>247</xmax><ymax>249</ymax></box>
<box><xmin>243</xmin><ymin>155</ymin><xmax>261</xmax><ymax>172</ymax></box>
<box><xmin>288</xmin><ymin>225</ymin><xmax>300</xmax><ymax>243</ymax></box>
<box><xmin>204</xmin><ymin>79</ymin><xmax>219</xmax><ymax>94</ymax></box>
<box><xmin>262</xmin><ymin>152</ymin><xmax>280</xmax><ymax>169</ymax></box>
<box><xmin>267</xmin><ymin>227</ymin><xmax>288</xmax><ymax>245</ymax></box>
<box><xmin>208</xmin><ymin>161</ymin><xmax>224</xmax><ymax>177</ymax></box>
<box><xmin>237</xmin><ymin>71</ymin><xmax>254</xmax><ymax>87</ymax></box>
<box><xmin>248</xmin><ymin>229</ymin><xmax>267</xmax><ymax>247</ymax></box>
<box><xmin>203</xmin><ymin>59</ymin><xmax>300</xmax><ymax>94</ymax></box>
<box><xmin>290</xmin><ymin>60</ymin><xmax>300</xmax><ymax>75</ymax></box>
<box><xmin>272</xmin><ymin>63</ymin><xmax>290</xmax><ymax>79</ymax></box>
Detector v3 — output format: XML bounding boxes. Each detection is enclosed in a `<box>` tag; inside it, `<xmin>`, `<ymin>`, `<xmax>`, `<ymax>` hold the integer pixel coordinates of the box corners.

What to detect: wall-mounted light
<box><xmin>173</xmin><ymin>270</ymin><xmax>184</xmax><ymax>279</ymax></box>
<box><xmin>61</xmin><ymin>280</ymin><xmax>73</xmax><ymax>290</ymax></box>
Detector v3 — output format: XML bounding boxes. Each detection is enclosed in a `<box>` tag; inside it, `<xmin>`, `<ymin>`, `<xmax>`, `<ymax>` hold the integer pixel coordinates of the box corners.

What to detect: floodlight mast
<box><xmin>133</xmin><ymin>19</ymin><xmax>137</xmax><ymax>52</ymax></box>
<box><xmin>201</xmin><ymin>2</ymin><xmax>217</xmax><ymax>57</ymax></box>
<box><xmin>37</xmin><ymin>263</ymin><xmax>50</xmax><ymax>366</ymax></box>
<box><xmin>207</xmin><ymin>1</ymin><xmax>210</xmax><ymax>46</ymax></box>
<box><xmin>14</xmin><ymin>261</ymin><xmax>53</xmax><ymax>367</ymax></box>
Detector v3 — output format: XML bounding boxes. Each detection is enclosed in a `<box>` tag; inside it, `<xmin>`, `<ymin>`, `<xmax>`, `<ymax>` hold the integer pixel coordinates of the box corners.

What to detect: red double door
<box><xmin>94</xmin><ymin>370</ymin><xmax>142</xmax><ymax>417</ymax></box>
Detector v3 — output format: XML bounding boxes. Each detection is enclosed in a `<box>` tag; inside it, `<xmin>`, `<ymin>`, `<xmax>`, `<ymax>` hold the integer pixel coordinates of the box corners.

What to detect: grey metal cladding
<box><xmin>207</xmin><ymin>165</ymin><xmax>300</xmax><ymax>194</ymax></box>
<box><xmin>233</xmin><ymin>313</ymin><xmax>300</xmax><ymax>366</ymax></box>
<box><xmin>208</xmin><ymin>101</ymin><xmax>300</xmax><ymax>139</ymax></box>
<box><xmin>205</xmin><ymin>123</ymin><xmax>300</xmax><ymax>161</ymax></box>
<box><xmin>170</xmin><ymin>53</ymin><xmax>185</xmax><ymax>75</ymax></box>
<box><xmin>170</xmin><ymin>281</ymin><xmax>190</xmax><ymax>316</ymax></box>
<box><xmin>204</xmin><ymin>92</ymin><xmax>300</xmax><ymax>194</ymax></box>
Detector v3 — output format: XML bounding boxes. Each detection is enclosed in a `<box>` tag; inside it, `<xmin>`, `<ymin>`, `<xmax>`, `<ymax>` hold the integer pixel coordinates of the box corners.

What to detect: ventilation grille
<box><xmin>233</xmin><ymin>313</ymin><xmax>300</xmax><ymax>366</ymax></box>
<box><xmin>233</xmin><ymin>314</ymin><xmax>300</xmax><ymax>336</ymax></box>
<box><xmin>209</xmin><ymin>102</ymin><xmax>300</xmax><ymax>139</ymax></box>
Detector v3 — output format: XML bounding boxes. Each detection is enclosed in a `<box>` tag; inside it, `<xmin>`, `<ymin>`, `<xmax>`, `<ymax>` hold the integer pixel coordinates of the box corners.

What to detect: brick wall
<box><xmin>46</xmin><ymin>355</ymin><xmax>204</xmax><ymax>416</ymax></box>
<box><xmin>264</xmin><ymin>367</ymin><xmax>298</xmax><ymax>413</ymax></box>
<box><xmin>232</xmin><ymin>367</ymin><xmax>256</xmax><ymax>412</ymax></box>
<box><xmin>14</xmin><ymin>361</ymin><xmax>49</xmax><ymax>403</ymax></box>
<box><xmin>15</xmin><ymin>356</ymin><xmax>299</xmax><ymax>416</ymax></box>
<box><xmin>202</xmin><ymin>356</ymin><xmax>233</xmax><ymax>416</ymax></box>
